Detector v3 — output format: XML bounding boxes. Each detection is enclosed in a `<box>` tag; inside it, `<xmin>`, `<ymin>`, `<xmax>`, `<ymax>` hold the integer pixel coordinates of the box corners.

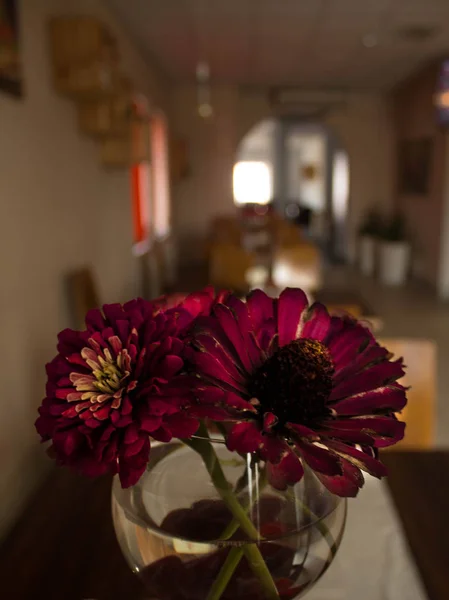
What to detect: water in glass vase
<box><xmin>112</xmin><ymin>441</ymin><xmax>346</xmax><ymax>600</ymax></box>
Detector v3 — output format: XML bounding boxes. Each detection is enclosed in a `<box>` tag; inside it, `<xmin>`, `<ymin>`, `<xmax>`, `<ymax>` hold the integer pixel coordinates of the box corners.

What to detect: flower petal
<box><xmin>332</xmin><ymin>385</ymin><xmax>407</xmax><ymax>415</ymax></box>
<box><xmin>151</xmin><ymin>426</ymin><xmax>173</xmax><ymax>443</ymax></box>
<box><xmin>157</xmin><ymin>355</ymin><xmax>184</xmax><ymax>380</ymax></box>
<box><xmin>267</xmin><ymin>449</ymin><xmax>304</xmax><ymax>490</ymax></box>
<box><xmin>286</xmin><ymin>422</ymin><xmax>320</xmax><ymax>441</ymax></box>
<box><xmin>316</xmin><ymin>456</ymin><xmax>364</xmax><ymax>498</ymax></box>
<box><xmin>321</xmin><ymin>416</ymin><xmax>405</xmax><ymax>447</ymax></box>
<box><xmin>301</xmin><ymin>303</ymin><xmax>331</xmax><ymax>342</ymax></box>
<box><xmin>330</xmin><ymin>360</ymin><xmax>405</xmax><ymax>402</ymax></box>
<box><xmin>296</xmin><ymin>440</ymin><xmax>343</xmax><ymax>476</ymax></box>
<box><xmin>193</xmin><ymin>352</ymin><xmax>248</xmax><ymax>394</ymax></box>
<box><xmin>187</xmin><ymin>405</ymin><xmax>229</xmax><ymax>420</ymax></box>
<box><xmin>277</xmin><ymin>288</ymin><xmax>309</xmax><ymax>347</ymax></box>
<box><xmin>246</xmin><ymin>289</ymin><xmax>274</xmax><ymax>331</ymax></box>
<box><xmin>333</xmin><ymin>343</ymin><xmax>389</xmax><ymax>383</ymax></box>
<box><xmin>194</xmin><ymin>333</ymin><xmax>247</xmax><ymax>383</ymax></box>
<box><xmin>225</xmin><ymin>295</ymin><xmax>263</xmax><ymax>368</ymax></box>
<box><xmin>260</xmin><ymin>435</ymin><xmax>286</xmax><ymax>463</ymax></box>
<box><xmin>213</xmin><ymin>304</ymin><xmax>254</xmax><ymax>372</ymax></box>
<box><xmin>164</xmin><ymin>412</ymin><xmax>199</xmax><ymax>439</ymax></box>
<box><xmin>319</xmin><ymin>427</ymin><xmax>374</xmax><ymax>446</ymax></box>
<box><xmin>263</xmin><ymin>412</ymin><xmax>278</xmax><ymax>433</ymax></box>
<box><xmin>327</xmin><ymin>324</ymin><xmax>372</xmax><ymax>370</ymax></box>
<box><xmin>325</xmin><ymin>440</ymin><xmax>387</xmax><ymax>478</ymax></box>
<box><xmin>85</xmin><ymin>309</ymin><xmax>105</xmax><ymax>331</ymax></box>
<box><xmin>140</xmin><ymin>415</ymin><xmax>163</xmax><ymax>433</ymax></box>
<box><xmin>227</xmin><ymin>422</ymin><xmax>263</xmax><ymax>453</ymax></box>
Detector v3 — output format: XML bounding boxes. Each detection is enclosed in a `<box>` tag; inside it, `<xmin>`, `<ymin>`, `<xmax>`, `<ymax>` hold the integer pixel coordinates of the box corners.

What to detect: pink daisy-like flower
<box><xmin>191</xmin><ymin>288</ymin><xmax>407</xmax><ymax>497</ymax></box>
<box><xmin>36</xmin><ymin>299</ymin><xmax>199</xmax><ymax>487</ymax></box>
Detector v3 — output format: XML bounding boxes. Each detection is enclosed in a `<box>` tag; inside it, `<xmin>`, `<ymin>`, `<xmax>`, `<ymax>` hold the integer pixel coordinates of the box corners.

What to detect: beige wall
<box><xmin>170</xmin><ymin>85</ymin><xmax>239</xmax><ymax>261</ymax></box>
<box><xmin>392</xmin><ymin>63</ymin><xmax>446</xmax><ymax>286</ymax></box>
<box><xmin>0</xmin><ymin>0</ymin><xmax>166</xmax><ymax>536</ymax></box>
<box><xmin>170</xmin><ymin>85</ymin><xmax>395</xmax><ymax>263</ymax></box>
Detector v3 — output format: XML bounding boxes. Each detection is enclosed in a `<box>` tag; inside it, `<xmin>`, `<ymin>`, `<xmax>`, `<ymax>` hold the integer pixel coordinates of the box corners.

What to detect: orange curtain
<box><xmin>151</xmin><ymin>112</ymin><xmax>170</xmax><ymax>238</ymax></box>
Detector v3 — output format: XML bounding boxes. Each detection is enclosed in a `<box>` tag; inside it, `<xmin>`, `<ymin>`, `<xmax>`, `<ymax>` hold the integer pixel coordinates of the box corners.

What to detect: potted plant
<box><xmin>378</xmin><ymin>213</ymin><xmax>410</xmax><ymax>286</ymax></box>
<box><xmin>358</xmin><ymin>209</ymin><xmax>383</xmax><ymax>276</ymax></box>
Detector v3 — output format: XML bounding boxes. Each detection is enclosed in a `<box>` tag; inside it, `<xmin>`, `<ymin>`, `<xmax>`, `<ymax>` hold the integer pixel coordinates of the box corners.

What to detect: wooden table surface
<box><xmin>1</xmin><ymin>452</ymin><xmax>446</xmax><ymax>600</ymax></box>
<box><xmin>382</xmin><ymin>451</ymin><xmax>449</xmax><ymax>600</ymax></box>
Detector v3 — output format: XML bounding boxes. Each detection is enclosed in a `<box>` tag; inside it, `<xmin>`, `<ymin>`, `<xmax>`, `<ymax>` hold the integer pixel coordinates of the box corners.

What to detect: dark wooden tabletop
<box><xmin>382</xmin><ymin>451</ymin><xmax>449</xmax><ymax>600</ymax></box>
<box><xmin>0</xmin><ymin>452</ymin><xmax>446</xmax><ymax>600</ymax></box>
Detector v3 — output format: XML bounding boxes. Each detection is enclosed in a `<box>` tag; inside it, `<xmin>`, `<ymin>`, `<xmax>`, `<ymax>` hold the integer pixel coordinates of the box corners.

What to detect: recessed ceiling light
<box><xmin>362</xmin><ymin>33</ymin><xmax>378</xmax><ymax>48</ymax></box>
<box><xmin>196</xmin><ymin>61</ymin><xmax>210</xmax><ymax>82</ymax></box>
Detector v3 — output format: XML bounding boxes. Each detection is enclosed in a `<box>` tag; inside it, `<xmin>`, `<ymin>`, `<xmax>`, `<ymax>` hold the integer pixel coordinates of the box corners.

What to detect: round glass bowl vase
<box><xmin>112</xmin><ymin>440</ymin><xmax>346</xmax><ymax>600</ymax></box>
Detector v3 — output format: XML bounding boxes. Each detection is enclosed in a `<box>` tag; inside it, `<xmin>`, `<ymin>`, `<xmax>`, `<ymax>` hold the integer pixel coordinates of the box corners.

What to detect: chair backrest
<box><xmin>160</xmin><ymin>234</ymin><xmax>178</xmax><ymax>289</ymax></box>
<box><xmin>147</xmin><ymin>244</ymin><xmax>163</xmax><ymax>300</ymax></box>
<box><xmin>379</xmin><ymin>338</ymin><xmax>436</xmax><ymax>450</ymax></box>
<box><xmin>66</xmin><ymin>267</ymin><xmax>100</xmax><ymax>330</ymax></box>
<box><xmin>272</xmin><ymin>221</ymin><xmax>301</xmax><ymax>247</ymax></box>
<box><xmin>209</xmin><ymin>243</ymin><xmax>255</xmax><ymax>293</ymax></box>
<box><xmin>211</xmin><ymin>216</ymin><xmax>242</xmax><ymax>245</ymax></box>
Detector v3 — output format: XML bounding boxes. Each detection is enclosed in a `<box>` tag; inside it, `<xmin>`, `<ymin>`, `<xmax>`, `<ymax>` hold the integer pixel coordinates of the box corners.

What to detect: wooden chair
<box><xmin>380</xmin><ymin>338</ymin><xmax>436</xmax><ymax>450</ymax></box>
<box><xmin>272</xmin><ymin>220</ymin><xmax>301</xmax><ymax>247</ymax></box>
<box><xmin>153</xmin><ymin>234</ymin><xmax>178</xmax><ymax>291</ymax></box>
<box><xmin>209</xmin><ymin>242</ymin><xmax>255</xmax><ymax>293</ymax></box>
<box><xmin>66</xmin><ymin>267</ymin><xmax>100</xmax><ymax>330</ymax></box>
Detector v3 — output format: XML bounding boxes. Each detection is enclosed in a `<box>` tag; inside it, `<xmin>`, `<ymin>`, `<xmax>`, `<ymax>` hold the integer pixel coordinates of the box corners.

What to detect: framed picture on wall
<box><xmin>0</xmin><ymin>0</ymin><xmax>23</xmax><ymax>97</ymax></box>
<box><xmin>399</xmin><ymin>137</ymin><xmax>433</xmax><ymax>195</ymax></box>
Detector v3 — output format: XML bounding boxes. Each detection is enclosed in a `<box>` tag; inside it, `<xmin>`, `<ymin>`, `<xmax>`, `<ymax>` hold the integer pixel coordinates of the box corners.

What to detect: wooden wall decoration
<box><xmin>49</xmin><ymin>17</ymin><xmax>150</xmax><ymax>169</ymax></box>
<box><xmin>0</xmin><ymin>0</ymin><xmax>22</xmax><ymax>97</ymax></box>
<box><xmin>49</xmin><ymin>17</ymin><xmax>120</xmax><ymax>98</ymax></box>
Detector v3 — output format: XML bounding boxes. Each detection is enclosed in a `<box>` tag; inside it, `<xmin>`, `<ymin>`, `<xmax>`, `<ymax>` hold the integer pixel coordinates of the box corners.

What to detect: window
<box><xmin>151</xmin><ymin>112</ymin><xmax>171</xmax><ymax>238</ymax></box>
<box><xmin>233</xmin><ymin>161</ymin><xmax>272</xmax><ymax>206</ymax></box>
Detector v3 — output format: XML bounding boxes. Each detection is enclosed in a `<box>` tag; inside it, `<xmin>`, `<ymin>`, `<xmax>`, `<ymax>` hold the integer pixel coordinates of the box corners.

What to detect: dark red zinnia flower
<box><xmin>35</xmin><ymin>299</ymin><xmax>199</xmax><ymax>487</ymax></box>
<box><xmin>191</xmin><ymin>288</ymin><xmax>407</xmax><ymax>497</ymax></box>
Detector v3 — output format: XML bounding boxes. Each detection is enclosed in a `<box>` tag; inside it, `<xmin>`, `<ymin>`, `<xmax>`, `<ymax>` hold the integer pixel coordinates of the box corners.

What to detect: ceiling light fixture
<box><xmin>362</xmin><ymin>33</ymin><xmax>378</xmax><ymax>48</ymax></box>
<box><xmin>196</xmin><ymin>61</ymin><xmax>213</xmax><ymax>119</ymax></box>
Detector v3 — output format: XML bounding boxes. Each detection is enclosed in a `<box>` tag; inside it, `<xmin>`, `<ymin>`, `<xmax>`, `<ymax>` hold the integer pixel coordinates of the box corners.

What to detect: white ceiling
<box><xmin>109</xmin><ymin>0</ymin><xmax>449</xmax><ymax>89</ymax></box>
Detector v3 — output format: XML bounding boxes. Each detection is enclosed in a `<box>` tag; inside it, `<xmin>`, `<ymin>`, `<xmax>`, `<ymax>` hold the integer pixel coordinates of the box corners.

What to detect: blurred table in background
<box><xmin>208</xmin><ymin>213</ymin><xmax>322</xmax><ymax>296</ymax></box>
<box><xmin>380</xmin><ymin>338</ymin><xmax>436</xmax><ymax>450</ymax></box>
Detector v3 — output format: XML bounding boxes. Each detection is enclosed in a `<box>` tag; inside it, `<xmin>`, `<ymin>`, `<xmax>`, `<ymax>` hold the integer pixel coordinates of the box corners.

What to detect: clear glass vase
<box><xmin>112</xmin><ymin>439</ymin><xmax>346</xmax><ymax>600</ymax></box>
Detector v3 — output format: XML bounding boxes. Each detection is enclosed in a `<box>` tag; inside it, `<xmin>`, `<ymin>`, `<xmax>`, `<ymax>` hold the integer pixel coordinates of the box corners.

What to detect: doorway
<box><xmin>234</xmin><ymin>118</ymin><xmax>350</xmax><ymax>262</ymax></box>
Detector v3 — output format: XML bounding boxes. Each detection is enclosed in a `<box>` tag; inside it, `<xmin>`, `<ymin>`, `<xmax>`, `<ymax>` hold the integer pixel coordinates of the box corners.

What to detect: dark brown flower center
<box><xmin>249</xmin><ymin>339</ymin><xmax>334</xmax><ymax>428</ymax></box>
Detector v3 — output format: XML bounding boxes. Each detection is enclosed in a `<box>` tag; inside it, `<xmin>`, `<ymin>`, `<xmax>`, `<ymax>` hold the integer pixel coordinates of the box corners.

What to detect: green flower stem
<box><xmin>184</xmin><ymin>427</ymin><xmax>261</xmax><ymax>541</ymax></box>
<box><xmin>244</xmin><ymin>542</ymin><xmax>280</xmax><ymax>595</ymax></box>
<box><xmin>220</xmin><ymin>467</ymin><xmax>268</xmax><ymax>541</ymax></box>
<box><xmin>286</xmin><ymin>489</ymin><xmax>338</xmax><ymax>558</ymax></box>
<box><xmin>206</xmin><ymin>547</ymin><xmax>244</xmax><ymax>600</ymax></box>
<box><xmin>183</xmin><ymin>424</ymin><xmax>279</xmax><ymax>600</ymax></box>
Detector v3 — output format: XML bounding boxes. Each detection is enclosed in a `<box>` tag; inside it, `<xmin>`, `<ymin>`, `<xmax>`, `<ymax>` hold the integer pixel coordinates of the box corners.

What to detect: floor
<box><xmin>322</xmin><ymin>266</ymin><xmax>449</xmax><ymax>447</ymax></box>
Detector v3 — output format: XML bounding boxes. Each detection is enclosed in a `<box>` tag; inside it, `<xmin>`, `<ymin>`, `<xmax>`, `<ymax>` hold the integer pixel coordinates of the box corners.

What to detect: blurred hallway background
<box><xmin>1</xmin><ymin>1</ymin><xmax>449</xmax><ymax>597</ymax></box>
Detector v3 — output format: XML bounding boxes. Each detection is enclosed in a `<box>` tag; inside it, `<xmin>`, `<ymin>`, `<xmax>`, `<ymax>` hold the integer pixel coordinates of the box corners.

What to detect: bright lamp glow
<box><xmin>233</xmin><ymin>161</ymin><xmax>272</xmax><ymax>205</ymax></box>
